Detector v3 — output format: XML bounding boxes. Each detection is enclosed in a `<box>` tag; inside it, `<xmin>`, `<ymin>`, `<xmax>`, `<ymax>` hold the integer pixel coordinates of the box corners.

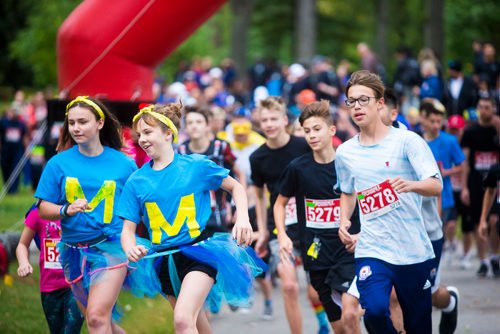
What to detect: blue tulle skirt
<box><xmin>59</xmin><ymin>235</ymin><xmax>161</xmax><ymax>321</ymax></box>
<box><xmin>145</xmin><ymin>232</ymin><xmax>267</xmax><ymax>312</ymax></box>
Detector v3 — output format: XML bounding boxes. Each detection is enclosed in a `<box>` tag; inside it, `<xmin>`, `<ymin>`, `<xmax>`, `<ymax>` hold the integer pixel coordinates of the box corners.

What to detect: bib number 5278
<box><xmin>357</xmin><ymin>180</ymin><xmax>401</xmax><ymax>220</ymax></box>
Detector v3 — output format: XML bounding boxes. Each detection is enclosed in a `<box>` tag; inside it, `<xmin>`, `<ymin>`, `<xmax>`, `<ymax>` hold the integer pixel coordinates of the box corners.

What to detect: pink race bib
<box><xmin>43</xmin><ymin>238</ymin><xmax>62</xmax><ymax>269</ymax></box>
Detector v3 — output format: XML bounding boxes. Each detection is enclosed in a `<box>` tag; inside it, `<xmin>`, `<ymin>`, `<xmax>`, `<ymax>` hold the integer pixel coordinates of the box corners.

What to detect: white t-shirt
<box><xmin>421</xmin><ymin>196</ymin><xmax>444</xmax><ymax>241</ymax></box>
<box><xmin>335</xmin><ymin>127</ymin><xmax>440</xmax><ymax>265</ymax></box>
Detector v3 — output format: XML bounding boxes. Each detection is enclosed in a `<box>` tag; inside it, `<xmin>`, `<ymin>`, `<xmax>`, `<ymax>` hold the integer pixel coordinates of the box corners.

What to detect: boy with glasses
<box><xmin>335</xmin><ymin>70</ymin><xmax>442</xmax><ymax>333</ymax></box>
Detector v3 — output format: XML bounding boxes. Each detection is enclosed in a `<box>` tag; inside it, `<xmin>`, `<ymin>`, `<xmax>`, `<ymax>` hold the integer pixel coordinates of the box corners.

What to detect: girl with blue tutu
<box><xmin>118</xmin><ymin>103</ymin><xmax>266</xmax><ymax>334</ymax></box>
<box><xmin>35</xmin><ymin>96</ymin><xmax>157</xmax><ymax>333</ymax></box>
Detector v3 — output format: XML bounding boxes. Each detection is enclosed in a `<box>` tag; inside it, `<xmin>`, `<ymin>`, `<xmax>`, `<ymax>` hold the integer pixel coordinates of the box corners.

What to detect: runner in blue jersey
<box><xmin>118</xmin><ymin>103</ymin><xmax>265</xmax><ymax>334</ymax></box>
<box><xmin>35</xmin><ymin>96</ymin><xmax>157</xmax><ymax>333</ymax></box>
<box><xmin>274</xmin><ymin>100</ymin><xmax>362</xmax><ymax>333</ymax></box>
<box><xmin>335</xmin><ymin>71</ymin><xmax>442</xmax><ymax>334</ymax></box>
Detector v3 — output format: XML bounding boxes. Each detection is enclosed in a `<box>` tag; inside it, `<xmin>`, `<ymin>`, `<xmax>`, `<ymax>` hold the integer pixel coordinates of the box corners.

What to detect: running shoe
<box><xmin>476</xmin><ymin>262</ymin><xmax>488</xmax><ymax>277</ymax></box>
<box><xmin>459</xmin><ymin>257</ymin><xmax>472</xmax><ymax>270</ymax></box>
<box><xmin>490</xmin><ymin>258</ymin><xmax>500</xmax><ymax>278</ymax></box>
<box><xmin>318</xmin><ymin>324</ymin><xmax>330</xmax><ymax>334</ymax></box>
<box><xmin>439</xmin><ymin>286</ymin><xmax>459</xmax><ymax>334</ymax></box>
<box><xmin>261</xmin><ymin>303</ymin><xmax>274</xmax><ymax>320</ymax></box>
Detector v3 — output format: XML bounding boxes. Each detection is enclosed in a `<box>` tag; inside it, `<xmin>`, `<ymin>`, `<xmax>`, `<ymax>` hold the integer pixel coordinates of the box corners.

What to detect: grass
<box><xmin>0</xmin><ymin>182</ymin><xmax>174</xmax><ymax>333</ymax></box>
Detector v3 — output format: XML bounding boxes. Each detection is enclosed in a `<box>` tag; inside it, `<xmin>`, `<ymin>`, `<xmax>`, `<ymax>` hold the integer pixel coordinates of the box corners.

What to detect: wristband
<box><xmin>60</xmin><ymin>204</ymin><xmax>69</xmax><ymax>218</ymax></box>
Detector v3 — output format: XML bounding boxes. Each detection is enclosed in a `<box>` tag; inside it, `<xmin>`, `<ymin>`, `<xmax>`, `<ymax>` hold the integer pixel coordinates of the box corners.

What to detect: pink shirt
<box><xmin>25</xmin><ymin>208</ymin><xmax>68</xmax><ymax>292</ymax></box>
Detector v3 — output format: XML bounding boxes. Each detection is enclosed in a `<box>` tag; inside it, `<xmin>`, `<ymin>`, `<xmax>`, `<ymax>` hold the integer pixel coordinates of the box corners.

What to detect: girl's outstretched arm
<box><xmin>220</xmin><ymin>176</ymin><xmax>253</xmax><ymax>246</ymax></box>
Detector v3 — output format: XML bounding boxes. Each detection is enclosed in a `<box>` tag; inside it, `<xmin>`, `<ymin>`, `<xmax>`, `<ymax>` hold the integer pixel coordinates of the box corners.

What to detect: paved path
<box><xmin>211</xmin><ymin>252</ymin><xmax>500</xmax><ymax>333</ymax></box>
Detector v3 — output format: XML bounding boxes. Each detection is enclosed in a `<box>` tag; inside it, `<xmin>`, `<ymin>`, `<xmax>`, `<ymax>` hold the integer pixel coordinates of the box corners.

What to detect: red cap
<box><xmin>447</xmin><ymin>115</ymin><xmax>465</xmax><ymax>129</ymax></box>
<box><xmin>297</xmin><ymin>89</ymin><xmax>316</xmax><ymax>105</ymax></box>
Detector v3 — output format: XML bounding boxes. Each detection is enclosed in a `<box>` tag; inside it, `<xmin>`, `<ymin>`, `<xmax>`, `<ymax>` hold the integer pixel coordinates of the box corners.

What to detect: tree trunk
<box><xmin>375</xmin><ymin>0</ymin><xmax>389</xmax><ymax>66</ymax></box>
<box><xmin>230</xmin><ymin>0</ymin><xmax>255</xmax><ymax>80</ymax></box>
<box><xmin>294</xmin><ymin>0</ymin><xmax>316</xmax><ymax>64</ymax></box>
<box><xmin>424</xmin><ymin>0</ymin><xmax>444</xmax><ymax>62</ymax></box>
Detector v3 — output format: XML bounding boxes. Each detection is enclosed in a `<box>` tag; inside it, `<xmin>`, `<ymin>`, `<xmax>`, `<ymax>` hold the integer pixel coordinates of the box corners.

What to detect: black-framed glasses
<box><xmin>345</xmin><ymin>95</ymin><xmax>377</xmax><ymax>108</ymax></box>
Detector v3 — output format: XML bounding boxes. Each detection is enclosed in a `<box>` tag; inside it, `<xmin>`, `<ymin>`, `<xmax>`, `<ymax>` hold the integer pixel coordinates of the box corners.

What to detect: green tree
<box><xmin>445</xmin><ymin>0</ymin><xmax>500</xmax><ymax>70</ymax></box>
<box><xmin>8</xmin><ymin>0</ymin><xmax>80</xmax><ymax>89</ymax></box>
<box><xmin>0</xmin><ymin>0</ymin><xmax>37</xmax><ymax>89</ymax></box>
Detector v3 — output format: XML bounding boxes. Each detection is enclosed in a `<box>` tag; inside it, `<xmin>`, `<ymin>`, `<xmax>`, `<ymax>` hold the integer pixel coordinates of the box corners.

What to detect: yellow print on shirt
<box><xmin>65</xmin><ymin>177</ymin><xmax>116</xmax><ymax>223</ymax></box>
<box><xmin>145</xmin><ymin>193</ymin><xmax>201</xmax><ymax>244</ymax></box>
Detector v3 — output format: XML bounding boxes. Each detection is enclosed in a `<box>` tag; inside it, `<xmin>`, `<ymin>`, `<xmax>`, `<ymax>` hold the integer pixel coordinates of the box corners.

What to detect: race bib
<box><xmin>43</xmin><ymin>238</ymin><xmax>62</xmax><ymax>269</ymax></box>
<box><xmin>357</xmin><ymin>180</ymin><xmax>401</xmax><ymax>220</ymax></box>
<box><xmin>285</xmin><ymin>197</ymin><xmax>298</xmax><ymax>226</ymax></box>
<box><xmin>474</xmin><ymin>151</ymin><xmax>498</xmax><ymax>171</ymax></box>
<box><xmin>5</xmin><ymin>128</ymin><xmax>21</xmax><ymax>142</ymax></box>
<box><xmin>305</xmin><ymin>198</ymin><xmax>340</xmax><ymax>229</ymax></box>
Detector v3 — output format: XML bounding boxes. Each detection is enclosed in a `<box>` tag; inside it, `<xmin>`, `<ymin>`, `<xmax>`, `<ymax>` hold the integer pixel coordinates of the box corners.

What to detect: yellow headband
<box><xmin>133</xmin><ymin>106</ymin><xmax>178</xmax><ymax>143</ymax></box>
<box><xmin>66</xmin><ymin>96</ymin><xmax>105</xmax><ymax>120</ymax></box>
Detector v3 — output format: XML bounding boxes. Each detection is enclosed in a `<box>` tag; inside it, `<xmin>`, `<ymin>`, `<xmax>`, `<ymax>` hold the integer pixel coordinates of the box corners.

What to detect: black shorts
<box><xmin>453</xmin><ymin>191</ymin><xmax>474</xmax><ymax>233</ymax></box>
<box><xmin>157</xmin><ymin>230</ymin><xmax>218</xmax><ymax>296</ymax></box>
<box><xmin>309</xmin><ymin>270</ymin><xmax>342</xmax><ymax>322</ymax></box>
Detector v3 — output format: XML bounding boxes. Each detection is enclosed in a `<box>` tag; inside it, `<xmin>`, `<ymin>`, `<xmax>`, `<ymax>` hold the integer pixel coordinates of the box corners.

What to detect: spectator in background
<box><xmin>393</xmin><ymin>46</ymin><xmax>421</xmax><ymax>116</ymax></box>
<box><xmin>357</xmin><ymin>42</ymin><xmax>386</xmax><ymax>82</ymax></box>
<box><xmin>307</xmin><ymin>56</ymin><xmax>341</xmax><ymax>105</ymax></box>
<box><xmin>474</xmin><ymin>43</ymin><xmax>500</xmax><ymax>90</ymax></box>
<box><xmin>419</xmin><ymin>59</ymin><xmax>443</xmax><ymax>101</ymax></box>
<box><xmin>0</xmin><ymin>107</ymin><xmax>27</xmax><ymax>194</ymax></box>
<box><xmin>26</xmin><ymin>91</ymin><xmax>48</xmax><ymax>190</ymax></box>
<box><xmin>336</xmin><ymin>60</ymin><xmax>352</xmax><ymax>104</ymax></box>
<box><xmin>444</xmin><ymin>60</ymin><xmax>478</xmax><ymax>117</ymax></box>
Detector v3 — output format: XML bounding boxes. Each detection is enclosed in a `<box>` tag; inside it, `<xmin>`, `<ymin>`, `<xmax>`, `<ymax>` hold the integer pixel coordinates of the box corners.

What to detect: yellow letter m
<box><xmin>145</xmin><ymin>193</ymin><xmax>201</xmax><ymax>244</ymax></box>
<box><xmin>65</xmin><ymin>177</ymin><xmax>116</xmax><ymax>223</ymax></box>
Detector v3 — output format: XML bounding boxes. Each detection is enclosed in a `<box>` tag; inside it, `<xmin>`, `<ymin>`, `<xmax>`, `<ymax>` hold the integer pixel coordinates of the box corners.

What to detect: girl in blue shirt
<box><xmin>118</xmin><ymin>103</ymin><xmax>265</xmax><ymax>334</ymax></box>
<box><xmin>36</xmin><ymin>96</ymin><xmax>158</xmax><ymax>333</ymax></box>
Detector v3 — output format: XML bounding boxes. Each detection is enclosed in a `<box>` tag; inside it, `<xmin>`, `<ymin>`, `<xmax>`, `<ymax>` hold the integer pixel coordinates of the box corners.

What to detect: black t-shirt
<box><xmin>278</xmin><ymin>152</ymin><xmax>360</xmax><ymax>271</ymax></box>
<box><xmin>483</xmin><ymin>163</ymin><xmax>500</xmax><ymax>214</ymax></box>
<box><xmin>460</xmin><ymin>123</ymin><xmax>499</xmax><ymax>191</ymax></box>
<box><xmin>249</xmin><ymin>136</ymin><xmax>310</xmax><ymax>238</ymax></box>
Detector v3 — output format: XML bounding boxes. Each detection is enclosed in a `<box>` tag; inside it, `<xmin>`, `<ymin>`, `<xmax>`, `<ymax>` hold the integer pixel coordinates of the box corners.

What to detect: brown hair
<box><xmin>132</xmin><ymin>102</ymin><xmax>182</xmax><ymax>133</ymax></box>
<box><xmin>184</xmin><ymin>103</ymin><xmax>212</xmax><ymax>124</ymax></box>
<box><xmin>258</xmin><ymin>96</ymin><xmax>287</xmax><ymax>115</ymax></box>
<box><xmin>346</xmin><ymin>70</ymin><xmax>385</xmax><ymax>99</ymax></box>
<box><xmin>59</xmin><ymin>97</ymin><xmax>123</xmax><ymax>151</ymax></box>
<box><xmin>299</xmin><ymin>100</ymin><xmax>333</xmax><ymax>126</ymax></box>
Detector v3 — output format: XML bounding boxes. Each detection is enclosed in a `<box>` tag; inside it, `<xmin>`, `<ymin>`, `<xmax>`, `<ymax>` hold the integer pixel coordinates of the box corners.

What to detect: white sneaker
<box><xmin>460</xmin><ymin>257</ymin><xmax>472</xmax><ymax>270</ymax></box>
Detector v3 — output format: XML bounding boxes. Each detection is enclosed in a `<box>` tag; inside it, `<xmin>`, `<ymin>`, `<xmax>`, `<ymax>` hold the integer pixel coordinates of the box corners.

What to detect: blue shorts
<box><xmin>356</xmin><ymin>257</ymin><xmax>433</xmax><ymax>334</ymax></box>
<box><xmin>429</xmin><ymin>238</ymin><xmax>443</xmax><ymax>293</ymax></box>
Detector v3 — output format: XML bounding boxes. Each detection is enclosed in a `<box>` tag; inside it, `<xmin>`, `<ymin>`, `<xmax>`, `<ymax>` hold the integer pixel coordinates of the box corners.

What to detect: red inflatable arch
<box><xmin>57</xmin><ymin>0</ymin><xmax>226</xmax><ymax>100</ymax></box>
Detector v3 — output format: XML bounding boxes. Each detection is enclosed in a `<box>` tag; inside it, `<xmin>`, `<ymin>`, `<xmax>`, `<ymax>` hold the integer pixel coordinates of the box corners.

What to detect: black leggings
<box><xmin>41</xmin><ymin>287</ymin><xmax>84</xmax><ymax>334</ymax></box>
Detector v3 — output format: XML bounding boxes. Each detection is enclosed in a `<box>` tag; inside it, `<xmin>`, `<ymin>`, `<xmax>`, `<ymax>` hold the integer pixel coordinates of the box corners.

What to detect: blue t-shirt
<box><xmin>117</xmin><ymin>154</ymin><xmax>229</xmax><ymax>249</ymax></box>
<box><xmin>425</xmin><ymin>131</ymin><xmax>465</xmax><ymax>209</ymax></box>
<box><xmin>335</xmin><ymin>127</ymin><xmax>440</xmax><ymax>265</ymax></box>
<box><xmin>35</xmin><ymin>146</ymin><xmax>137</xmax><ymax>243</ymax></box>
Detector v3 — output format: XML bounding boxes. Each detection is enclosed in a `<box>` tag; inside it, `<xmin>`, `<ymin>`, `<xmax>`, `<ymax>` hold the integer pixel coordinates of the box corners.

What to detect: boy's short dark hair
<box><xmin>299</xmin><ymin>100</ymin><xmax>333</xmax><ymax>126</ymax></box>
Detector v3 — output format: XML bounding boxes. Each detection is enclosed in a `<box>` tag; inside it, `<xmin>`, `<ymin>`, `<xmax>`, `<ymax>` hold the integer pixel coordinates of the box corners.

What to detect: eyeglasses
<box><xmin>345</xmin><ymin>95</ymin><xmax>377</xmax><ymax>108</ymax></box>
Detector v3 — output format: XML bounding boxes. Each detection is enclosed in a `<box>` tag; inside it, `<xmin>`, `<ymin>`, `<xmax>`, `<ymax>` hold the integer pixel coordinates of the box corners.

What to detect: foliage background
<box><xmin>1</xmin><ymin>0</ymin><xmax>499</xmax><ymax>94</ymax></box>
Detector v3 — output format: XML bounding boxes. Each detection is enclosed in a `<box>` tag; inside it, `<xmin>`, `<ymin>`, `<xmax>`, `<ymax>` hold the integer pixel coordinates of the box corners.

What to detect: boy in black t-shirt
<box><xmin>274</xmin><ymin>100</ymin><xmax>361</xmax><ymax>333</ymax></box>
<box><xmin>460</xmin><ymin>97</ymin><xmax>500</xmax><ymax>276</ymax></box>
<box><xmin>250</xmin><ymin>97</ymin><xmax>326</xmax><ymax>334</ymax></box>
